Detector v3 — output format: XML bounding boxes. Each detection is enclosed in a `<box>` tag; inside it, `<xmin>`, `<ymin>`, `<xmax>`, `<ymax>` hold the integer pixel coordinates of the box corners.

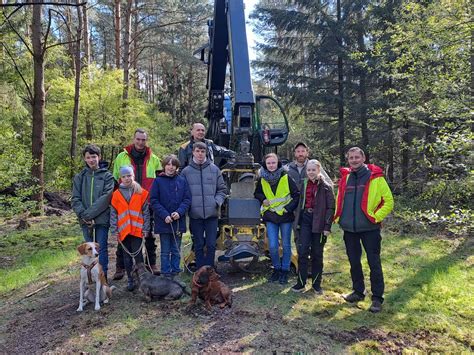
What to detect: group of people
<box><xmin>72</xmin><ymin>124</ymin><xmax>394</xmax><ymax>313</ymax></box>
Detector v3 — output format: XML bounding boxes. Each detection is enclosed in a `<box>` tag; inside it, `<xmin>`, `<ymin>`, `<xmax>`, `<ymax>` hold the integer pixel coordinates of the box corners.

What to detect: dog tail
<box><xmin>172</xmin><ymin>280</ymin><xmax>191</xmax><ymax>296</ymax></box>
<box><xmin>106</xmin><ymin>285</ymin><xmax>116</xmax><ymax>298</ymax></box>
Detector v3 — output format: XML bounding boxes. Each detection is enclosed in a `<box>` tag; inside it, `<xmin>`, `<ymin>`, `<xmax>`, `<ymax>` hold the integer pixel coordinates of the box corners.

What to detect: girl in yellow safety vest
<box><xmin>254</xmin><ymin>153</ymin><xmax>300</xmax><ymax>285</ymax></box>
<box><xmin>110</xmin><ymin>165</ymin><xmax>150</xmax><ymax>291</ymax></box>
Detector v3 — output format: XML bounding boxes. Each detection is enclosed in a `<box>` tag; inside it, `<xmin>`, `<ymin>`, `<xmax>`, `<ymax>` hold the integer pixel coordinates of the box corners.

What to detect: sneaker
<box><xmin>112</xmin><ymin>267</ymin><xmax>125</xmax><ymax>280</ymax></box>
<box><xmin>343</xmin><ymin>291</ymin><xmax>365</xmax><ymax>303</ymax></box>
<box><xmin>268</xmin><ymin>269</ymin><xmax>280</xmax><ymax>283</ymax></box>
<box><xmin>279</xmin><ymin>270</ymin><xmax>289</xmax><ymax>284</ymax></box>
<box><xmin>369</xmin><ymin>299</ymin><xmax>383</xmax><ymax>313</ymax></box>
<box><xmin>312</xmin><ymin>286</ymin><xmax>323</xmax><ymax>295</ymax></box>
<box><xmin>291</xmin><ymin>283</ymin><xmax>306</xmax><ymax>293</ymax></box>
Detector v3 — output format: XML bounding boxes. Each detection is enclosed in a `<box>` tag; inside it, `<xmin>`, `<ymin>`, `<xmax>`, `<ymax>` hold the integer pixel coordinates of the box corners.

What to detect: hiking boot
<box><xmin>369</xmin><ymin>299</ymin><xmax>383</xmax><ymax>313</ymax></box>
<box><xmin>268</xmin><ymin>269</ymin><xmax>280</xmax><ymax>283</ymax></box>
<box><xmin>112</xmin><ymin>267</ymin><xmax>125</xmax><ymax>280</ymax></box>
<box><xmin>126</xmin><ymin>277</ymin><xmax>135</xmax><ymax>291</ymax></box>
<box><xmin>312</xmin><ymin>286</ymin><xmax>323</xmax><ymax>295</ymax></box>
<box><xmin>279</xmin><ymin>270</ymin><xmax>289</xmax><ymax>285</ymax></box>
<box><xmin>343</xmin><ymin>291</ymin><xmax>365</xmax><ymax>303</ymax></box>
<box><xmin>291</xmin><ymin>282</ymin><xmax>306</xmax><ymax>293</ymax></box>
<box><xmin>150</xmin><ymin>264</ymin><xmax>161</xmax><ymax>275</ymax></box>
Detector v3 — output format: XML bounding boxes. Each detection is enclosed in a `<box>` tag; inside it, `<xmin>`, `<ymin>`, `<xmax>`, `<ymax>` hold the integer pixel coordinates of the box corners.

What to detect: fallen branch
<box><xmin>24</xmin><ymin>283</ymin><xmax>50</xmax><ymax>298</ymax></box>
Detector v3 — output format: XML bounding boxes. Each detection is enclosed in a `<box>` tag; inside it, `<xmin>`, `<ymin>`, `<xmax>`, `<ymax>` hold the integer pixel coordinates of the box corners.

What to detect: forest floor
<box><xmin>0</xmin><ymin>212</ymin><xmax>472</xmax><ymax>353</ymax></box>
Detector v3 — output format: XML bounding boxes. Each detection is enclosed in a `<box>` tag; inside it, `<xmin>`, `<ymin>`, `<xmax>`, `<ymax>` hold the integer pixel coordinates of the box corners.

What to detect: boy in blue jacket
<box><xmin>150</xmin><ymin>155</ymin><xmax>191</xmax><ymax>278</ymax></box>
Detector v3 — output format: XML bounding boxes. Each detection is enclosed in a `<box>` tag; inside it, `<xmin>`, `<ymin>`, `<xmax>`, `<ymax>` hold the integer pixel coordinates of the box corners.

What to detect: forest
<box><xmin>0</xmin><ymin>0</ymin><xmax>472</xmax><ymax>352</ymax></box>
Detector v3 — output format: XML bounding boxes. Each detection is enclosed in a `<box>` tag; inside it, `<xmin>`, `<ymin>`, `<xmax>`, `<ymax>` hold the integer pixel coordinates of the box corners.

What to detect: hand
<box><xmin>171</xmin><ymin>212</ymin><xmax>180</xmax><ymax>220</ymax></box>
<box><xmin>142</xmin><ymin>231</ymin><xmax>148</xmax><ymax>238</ymax></box>
<box><xmin>82</xmin><ymin>219</ymin><xmax>93</xmax><ymax>226</ymax></box>
<box><xmin>165</xmin><ymin>216</ymin><xmax>173</xmax><ymax>224</ymax></box>
<box><xmin>263</xmin><ymin>199</ymin><xmax>271</xmax><ymax>207</ymax></box>
<box><xmin>323</xmin><ymin>230</ymin><xmax>330</xmax><ymax>237</ymax></box>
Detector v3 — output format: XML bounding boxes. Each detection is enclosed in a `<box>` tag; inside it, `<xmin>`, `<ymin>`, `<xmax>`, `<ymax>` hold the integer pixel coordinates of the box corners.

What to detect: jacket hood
<box><xmin>84</xmin><ymin>162</ymin><xmax>109</xmax><ymax>173</ymax></box>
<box><xmin>189</xmin><ymin>158</ymin><xmax>211</xmax><ymax>170</ymax></box>
<box><xmin>124</xmin><ymin>144</ymin><xmax>151</xmax><ymax>158</ymax></box>
<box><xmin>339</xmin><ymin>164</ymin><xmax>384</xmax><ymax>179</ymax></box>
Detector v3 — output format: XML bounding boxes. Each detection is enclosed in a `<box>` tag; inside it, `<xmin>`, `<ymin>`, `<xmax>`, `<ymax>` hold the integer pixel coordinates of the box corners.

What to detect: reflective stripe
<box><xmin>129</xmin><ymin>210</ymin><xmax>141</xmax><ymax>217</ymax></box>
<box><xmin>131</xmin><ymin>221</ymin><xmax>143</xmax><ymax>228</ymax></box>
<box><xmin>118</xmin><ymin>210</ymin><xmax>129</xmax><ymax>221</ymax></box>
<box><xmin>261</xmin><ymin>175</ymin><xmax>292</xmax><ymax>216</ymax></box>
<box><xmin>117</xmin><ymin>219</ymin><xmax>131</xmax><ymax>233</ymax></box>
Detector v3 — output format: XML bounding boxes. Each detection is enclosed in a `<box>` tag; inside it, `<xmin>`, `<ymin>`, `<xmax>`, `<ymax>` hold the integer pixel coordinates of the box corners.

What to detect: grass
<box><xmin>1</xmin><ymin>213</ymin><xmax>473</xmax><ymax>352</ymax></box>
<box><xmin>0</xmin><ymin>214</ymin><xmax>82</xmax><ymax>295</ymax></box>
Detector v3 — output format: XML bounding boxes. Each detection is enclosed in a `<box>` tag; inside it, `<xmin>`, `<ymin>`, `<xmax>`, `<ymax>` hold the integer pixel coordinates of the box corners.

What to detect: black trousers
<box><xmin>297</xmin><ymin>211</ymin><xmax>326</xmax><ymax>288</ymax></box>
<box><xmin>116</xmin><ymin>209</ymin><xmax>156</xmax><ymax>269</ymax></box>
<box><xmin>122</xmin><ymin>235</ymin><xmax>144</xmax><ymax>272</ymax></box>
<box><xmin>343</xmin><ymin>229</ymin><xmax>385</xmax><ymax>302</ymax></box>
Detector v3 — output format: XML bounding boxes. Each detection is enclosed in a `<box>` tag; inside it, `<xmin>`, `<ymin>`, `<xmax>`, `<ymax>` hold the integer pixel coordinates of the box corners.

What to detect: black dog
<box><xmin>132</xmin><ymin>264</ymin><xmax>189</xmax><ymax>302</ymax></box>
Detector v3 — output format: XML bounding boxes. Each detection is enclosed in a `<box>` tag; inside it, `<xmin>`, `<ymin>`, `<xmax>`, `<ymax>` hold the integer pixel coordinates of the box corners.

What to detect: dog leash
<box><xmin>170</xmin><ymin>219</ymin><xmax>194</xmax><ymax>274</ymax></box>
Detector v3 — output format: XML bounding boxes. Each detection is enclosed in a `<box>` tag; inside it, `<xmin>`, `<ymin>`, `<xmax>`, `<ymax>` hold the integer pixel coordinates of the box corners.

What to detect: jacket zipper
<box><xmin>353</xmin><ymin>173</ymin><xmax>357</xmax><ymax>232</ymax></box>
<box><xmin>90</xmin><ymin>170</ymin><xmax>95</xmax><ymax>206</ymax></box>
<box><xmin>200</xmin><ymin>165</ymin><xmax>206</xmax><ymax>218</ymax></box>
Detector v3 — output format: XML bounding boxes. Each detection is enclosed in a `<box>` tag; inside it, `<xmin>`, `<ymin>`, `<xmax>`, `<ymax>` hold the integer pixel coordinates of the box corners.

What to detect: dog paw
<box><xmin>94</xmin><ymin>305</ymin><xmax>101</xmax><ymax>311</ymax></box>
<box><xmin>76</xmin><ymin>307</ymin><xmax>83</xmax><ymax>312</ymax></box>
<box><xmin>103</xmin><ymin>299</ymin><xmax>109</xmax><ymax>304</ymax></box>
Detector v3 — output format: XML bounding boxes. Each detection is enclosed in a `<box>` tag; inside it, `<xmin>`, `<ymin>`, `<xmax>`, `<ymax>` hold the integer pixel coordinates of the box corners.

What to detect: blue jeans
<box><xmin>266</xmin><ymin>221</ymin><xmax>292</xmax><ymax>271</ymax></box>
<box><xmin>190</xmin><ymin>217</ymin><xmax>218</xmax><ymax>268</ymax></box>
<box><xmin>160</xmin><ymin>233</ymin><xmax>182</xmax><ymax>275</ymax></box>
<box><xmin>81</xmin><ymin>225</ymin><xmax>109</xmax><ymax>275</ymax></box>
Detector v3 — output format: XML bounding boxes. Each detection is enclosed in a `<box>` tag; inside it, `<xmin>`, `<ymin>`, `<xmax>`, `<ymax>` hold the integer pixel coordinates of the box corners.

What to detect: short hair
<box><xmin>82</xmin><ymin>144</ymin><xmax>101</xmax><ymax>157</ymax></box>
<box><xmin>134</xmin><ymin>128</ymin><xmax>148</xmax><ymax>138</ymax></box>
<box><xmin>193</xmin><ymin>142</ymin><xmax>207</xmax><ymax>151</ymax></box>
<box><xmin>162</xmin><ymin>154</ymin><xmax>180</xmax><ymax>168</ymax></box>
<box><xmin>345</xmin><ymin>146</ymin><xmax>365</xmax><ymax>159</ymax></box>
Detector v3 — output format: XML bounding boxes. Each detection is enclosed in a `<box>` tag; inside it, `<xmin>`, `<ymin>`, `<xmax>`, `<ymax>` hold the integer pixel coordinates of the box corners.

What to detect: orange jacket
<box><xmin>111</xmin><ymin>189</ymin><xmax>149</xmax><ymax>241</ymax></box>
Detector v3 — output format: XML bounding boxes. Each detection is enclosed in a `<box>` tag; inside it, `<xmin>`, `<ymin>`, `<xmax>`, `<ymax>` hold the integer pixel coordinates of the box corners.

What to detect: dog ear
<box><xmin>77</xmin><ymin>243</ymin><xmax>86</xmax><ymax>255</ymax></box>
<box><xmin>94</xmin><ymin>242</ymin><xmax>100</xmax><ymax>251</ymax></box>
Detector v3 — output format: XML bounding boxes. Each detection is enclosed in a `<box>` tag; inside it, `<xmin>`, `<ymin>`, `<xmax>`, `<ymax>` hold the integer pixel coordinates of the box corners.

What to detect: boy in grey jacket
<box><xmin>71</xmin><ymin>145</ymin><xmax>115</xmax><ymax>278</ymax></box>
<box><xmin>181</xmin><ymin>142</ymin><xmax>227</xmax><ymax>268</ymax></box>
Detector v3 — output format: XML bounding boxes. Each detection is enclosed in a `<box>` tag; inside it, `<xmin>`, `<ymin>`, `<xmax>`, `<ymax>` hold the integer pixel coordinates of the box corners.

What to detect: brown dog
<box><xmin>189</xmin><ymin>265</ymin><xmax>232</xmax><ymax>310</ymax></box>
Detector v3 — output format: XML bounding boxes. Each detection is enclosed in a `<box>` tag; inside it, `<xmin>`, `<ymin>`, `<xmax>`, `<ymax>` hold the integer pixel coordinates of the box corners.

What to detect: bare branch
<box><xmin>1</xmin><ymin>9</ymin><xmax>33</xmax><ymax>55</ymax></box>
<box><xmin>0</xmin><ymin>2</ymin><xmax>87</xmax><ymax>7</ymax></box>
<box><xmin>1</xmin><ymin>41</ymin><xmax>33</xmax><ymax>103</ymax></box>
<box><xmin>45</xmin><ymin>38</ymin><xmax>81</xmax><ymax>51</ymax></box>
<box><xmin>0</xmin><ymin>3</ymin><xmax>23</xmax><ymax>22</ymax></box>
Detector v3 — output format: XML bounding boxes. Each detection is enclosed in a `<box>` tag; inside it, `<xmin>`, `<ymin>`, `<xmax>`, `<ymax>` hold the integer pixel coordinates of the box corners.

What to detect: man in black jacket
<box><xmin>178</xmin><ymin>123</ymin><xmax>235</xmax><ymax>169</ymax></box>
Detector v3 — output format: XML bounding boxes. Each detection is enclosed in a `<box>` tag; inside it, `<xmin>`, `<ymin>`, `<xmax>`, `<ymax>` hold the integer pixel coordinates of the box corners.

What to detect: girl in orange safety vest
<box><xmin>110</xmin><ymin>165</ymin><xmax>150</xmax><ymax>291</ymax></box>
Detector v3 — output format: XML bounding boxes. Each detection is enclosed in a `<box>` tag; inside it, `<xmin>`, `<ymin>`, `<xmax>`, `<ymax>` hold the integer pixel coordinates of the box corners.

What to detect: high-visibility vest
<box><xmin>260</xmin><ymin>174</ymin><xmax>292</xmax><ymax>216</ymax></box>
<box><xmin>111</xmin><ymin>189</ymin><xmax>149</xmax><ymax>241</ymax></box>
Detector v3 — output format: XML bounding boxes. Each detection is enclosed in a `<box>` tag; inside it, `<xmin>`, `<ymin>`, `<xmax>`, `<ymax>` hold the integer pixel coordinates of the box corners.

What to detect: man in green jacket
<box><xmin>72</xmin><ymin>144</ymin><xmax>115</xmax><ymax>279</ymax></box>
<box><xmin>112</xmin><ymin>128</ymin><xmax>162</xmax><ymax>278</ymax></box>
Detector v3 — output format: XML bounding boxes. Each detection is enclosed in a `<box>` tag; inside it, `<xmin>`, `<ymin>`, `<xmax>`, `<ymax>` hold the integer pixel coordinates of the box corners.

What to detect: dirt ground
<box><xmin>0</xmin><ymin>246</ymin><xmax>445</xmax><ymax>354</ymax></box>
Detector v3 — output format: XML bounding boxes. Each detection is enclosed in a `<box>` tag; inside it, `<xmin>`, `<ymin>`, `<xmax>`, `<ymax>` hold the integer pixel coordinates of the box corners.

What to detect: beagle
<box><xmin>77</xmin><ymin>242</ymin><xmax>114</xmax><ymax>311</ymax></box>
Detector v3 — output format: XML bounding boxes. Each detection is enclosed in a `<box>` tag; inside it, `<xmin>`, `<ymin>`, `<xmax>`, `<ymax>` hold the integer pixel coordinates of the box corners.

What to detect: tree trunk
<box><xmin>357</xmin><ymin>15</ymin><xmax>369</xmax><ymax>162</ymax></box>
<box><xmin>70</xmin><ymin>2</ymin><xmax>83</xmax><ymax>176</ymax></box>
<box><xmin>31</xmin><ymin>4</ymin><xmax>45</xmax><ymax>213</ymax></box>
<box><xmin>114</xmin><ymin>0</ymin><xmax>121</xmax><ymax>69</ymax></box>
<box><xmin>65</xmin><ymin>6</ymin><xmax>75</xmax><ymax>74</ymax></box>
<box><xmin>122</xmin><ymin>0</ymin><xmax>132</xmax><ymax>101</ymax></box>
<box><xmin>336</xmin><ymin>0</ymin><xmax>345</xmax><ymax>166</ymax></box>
<box><xmin>401</xmin><ymin>119</ymin><xmax>410</xmax><ymax>190</ymax></box>
<box><xmin>82</xmin><ymin>3</ymin><xmax>90</xmax><ymax>66</ymax></box>
<box><xmin>102</xmin><ymin>26</ymin><xmax>108</xmax><ymax>70</ymax></box>
<box><xmin>132</xmin><ymin>0</ymin><xmax>140</xmax><ymax>91</ymax></box>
